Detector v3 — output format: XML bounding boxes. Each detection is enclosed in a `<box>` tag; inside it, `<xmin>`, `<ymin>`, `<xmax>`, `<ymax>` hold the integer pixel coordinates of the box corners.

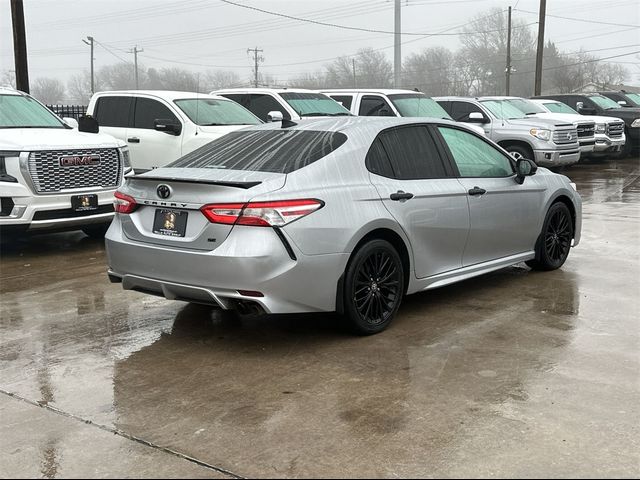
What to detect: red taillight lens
<box><xmin>114</xmin><ymin>191</ymin><xmax>137</xmax><ymax>214</ymax></box>
<box><xmin>201</xmin><ymin>199</ymin><xmax>323</xmax><ymax>227</ymax></box>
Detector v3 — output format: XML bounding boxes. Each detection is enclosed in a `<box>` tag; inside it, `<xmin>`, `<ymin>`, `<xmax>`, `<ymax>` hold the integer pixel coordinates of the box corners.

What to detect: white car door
<box><xmin>125</xmin><ymin>97</ymin><xmax>184</xmax><ymax>172</ymax></box>
<box><xmin>92</xmin><ymin>95</ymin><xmax>133</xmax><ymax>146</ymax></box>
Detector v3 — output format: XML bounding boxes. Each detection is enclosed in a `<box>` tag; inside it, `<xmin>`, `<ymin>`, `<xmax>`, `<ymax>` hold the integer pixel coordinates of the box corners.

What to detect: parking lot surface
<box><xmin>1</xmin><ymin>158</ymin><xmax>639</xmax><ymax>478</ymax></box>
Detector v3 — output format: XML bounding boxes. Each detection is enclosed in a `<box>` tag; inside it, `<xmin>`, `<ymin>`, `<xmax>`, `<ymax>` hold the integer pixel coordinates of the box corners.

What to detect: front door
<box><xmin>367</xmin><ymin>125</ymin><xmax>469</xmax><ymax>279</ymax></box>
<box><xmin>435</xmin><ymin>125</ymin><xmax>545</xmax><ymax>266</ymax></box>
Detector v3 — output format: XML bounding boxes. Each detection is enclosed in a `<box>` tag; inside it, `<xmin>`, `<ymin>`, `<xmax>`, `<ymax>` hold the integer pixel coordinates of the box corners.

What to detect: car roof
<box><xmin>320</xmin><ymin>89</ymin><xmax>423</xmax><ymax>95</ymax></box>
<box><xmin>0</xmin><ymin>87</ymin><xmax>24</xmax><ymax>96</ymax></box>
<box><xmin>93</xmin><ymin>90</ymin><xmax>228</xmax><ymax>101</ymax></box>
<box><xmin>212</xmin><ymin>88</ymin><xmax>323</xmax><ymax>95</ymax></box>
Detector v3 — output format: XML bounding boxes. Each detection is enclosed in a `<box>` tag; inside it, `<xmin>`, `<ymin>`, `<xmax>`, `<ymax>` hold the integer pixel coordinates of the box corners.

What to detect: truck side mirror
<box><xmin>154</xmin><ymin>119</ymin><xmax>182</xmax><ymax>136</ymax></box>
<box><xmin>618</xmin><ymin>100</ymin><xmax>628</xmax><ymax>107</ymax></box>
<box><xmin>468</xmin><ymin>112</ymin><xmax>488</xmax><ymax>123</ymax></box>
<box><xmin>78</xmin><ymin>115</ymin><xmax>99</xmax><ymax>133</ymax></box>
<box><xmin>267</xmin><ymin>111</ymin><xmax>284</xmax><ymax>122</ymax></box>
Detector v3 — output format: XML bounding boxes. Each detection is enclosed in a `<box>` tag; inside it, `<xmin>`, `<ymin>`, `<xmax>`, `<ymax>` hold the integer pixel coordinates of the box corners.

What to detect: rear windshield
<box><xmin>169</xmin><ymin>129</ymin><xmax>348</xmax><ymax>173</ymax></box>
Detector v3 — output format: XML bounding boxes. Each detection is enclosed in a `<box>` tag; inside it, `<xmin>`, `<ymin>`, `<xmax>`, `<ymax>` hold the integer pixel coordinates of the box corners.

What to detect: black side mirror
<box><xmin>78</xmin><ymin>115</ymin><xmax>99</xmax><ymax>133</ymax></box>
<box><xmin>154</xmin><ymin>119</ymin><xmax>182</xmax><ymax>136</ymax></box>
<box><xmin>515</xmin><ymin>158</ymin><xmax>538</xmax><ymax>184</ymax></box>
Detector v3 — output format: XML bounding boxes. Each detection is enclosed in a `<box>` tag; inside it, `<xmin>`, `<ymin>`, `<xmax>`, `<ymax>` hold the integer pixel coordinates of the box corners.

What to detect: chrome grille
<box><xmin>28</xmin><ymin>148</ymin><xmax>122</xmax><ymax>194</ymax></box>
<box><xmin>607</xmin><ymin>122</ymin><xmax>624</xmax><ymax>138</ymax></box>
<box><xmin>576</xmin><ymin>122</ymin><xmax>595</xmax><ymax>139</ymax></box>
<box><xmin>553</xmin><ymin>127</ymin><xmax>579</xmax><ymax>145</ymax></box>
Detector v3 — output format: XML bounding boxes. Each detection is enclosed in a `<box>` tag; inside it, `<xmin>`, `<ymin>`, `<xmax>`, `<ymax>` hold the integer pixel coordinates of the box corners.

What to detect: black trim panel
<box><xmin>130</xmin><ymin>176</ymin><xmax>261</xmax><ymax>189</ymax></box>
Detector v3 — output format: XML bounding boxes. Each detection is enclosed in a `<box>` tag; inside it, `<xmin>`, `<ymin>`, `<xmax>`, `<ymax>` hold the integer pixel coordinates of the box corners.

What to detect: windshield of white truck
<box><xmin>543</xmin><ymin>102</ymin><xmax>578</xmax><ymax>114</ymax></box>
<box><xmin>588</xmin><ymin>95</ymin><xmax>620</xmax><ymax>110</ymax></box>
<box><xmin>480</xmin><ymin>100</ymin><xmax>527</xmax><ymax>120</ymax></box>
<box><xmin>0</xmin><ymin>94</ymin><xmax>65</xmax><ymax>129</ymax></box>
<box><xmin>279</xmin><ymin>92</ymin><xmax>352</xmax><ymax>117</ymax></box>
<box><xmin>174</xmin><ymin>98</ymin><xmax>262</xmax><ymax>126</ymax></box>
<box><xmin>505</xmin><ymin>98</ymin><xmax>546</xmax><ymax>115</ymax></box>
<box><xmin>388</xmin><ymin>94</ymin><xmax>452</xmax><ymax>119</ymax></box>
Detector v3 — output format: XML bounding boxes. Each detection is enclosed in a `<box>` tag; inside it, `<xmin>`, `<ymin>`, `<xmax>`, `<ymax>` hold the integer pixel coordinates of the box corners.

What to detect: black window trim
<box><xmin>449</xmin><ymin>100</ymin><xmax>491</xmax><ymax>123</ymax></box>
<box><xmin>131</xmin><ymin>96</ymin><xmax>182</xmax><ymax>130</ymax></box>
<box><xmin>365</xmin><ymin>123</ymin><xmax>456</xmax><ymax>180</ymax></box>
<box><xmin>359</xmin><ymin>94</ymin><xmax>396</xmax><ymax>117</ymax></box>
<box><xmin>430</xmin><ymin>123</ymin><xmax>517</xmax><ymax>179</ymax></box>
<box><xmin>94</xmin><ymin>95</ymin><xmax>135</xmax><ymax>128</ymax></box>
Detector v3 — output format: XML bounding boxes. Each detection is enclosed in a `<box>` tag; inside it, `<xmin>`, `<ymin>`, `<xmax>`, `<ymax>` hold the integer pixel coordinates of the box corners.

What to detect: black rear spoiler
<box><xmin>129</xmin><ymin>176</ymin><xmax>261</xmax><ymax>189</ymax></box>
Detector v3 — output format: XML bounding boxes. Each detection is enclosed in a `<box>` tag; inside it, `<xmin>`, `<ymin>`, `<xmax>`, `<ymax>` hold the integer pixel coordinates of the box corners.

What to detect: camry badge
<box><xmin>157</xmin><ymin>184</ymin><xmax>172</xmax><ymax>199</ymax></box>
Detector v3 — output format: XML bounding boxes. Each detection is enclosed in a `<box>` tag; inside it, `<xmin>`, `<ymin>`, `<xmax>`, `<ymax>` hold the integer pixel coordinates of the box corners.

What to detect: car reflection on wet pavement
<box><xmin>1</xmin><ymin>158</ymin><xmax>639</xmax><ymax>478</ymax></box>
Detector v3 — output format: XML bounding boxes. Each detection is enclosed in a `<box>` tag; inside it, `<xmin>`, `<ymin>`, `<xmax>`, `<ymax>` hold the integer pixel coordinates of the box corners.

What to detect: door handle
<box><xmin>127</xmin><ymin>137</ymin><xmax>140</xmax><ymax>143</ymax></box>
<box><xmin>390</xmin><ymin>191</ymin><xmax>414</xmax><ymax>201</ymax></box>
<box><xmin>468</xmin><ymin>186</ymin><xmax>487</xmax><ymax>196</ymax></box>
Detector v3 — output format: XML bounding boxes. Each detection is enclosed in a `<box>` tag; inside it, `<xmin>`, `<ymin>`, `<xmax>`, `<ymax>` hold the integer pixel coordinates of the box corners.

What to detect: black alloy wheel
<box><xmin>527</xmin><ymin>202</ymin><xmax>574</xmax><ymax>271</ymax></box>
<box><xmin>344</xmin><ymin>239</ymin><xmax>404</xmax><ymax>335</ymax></box>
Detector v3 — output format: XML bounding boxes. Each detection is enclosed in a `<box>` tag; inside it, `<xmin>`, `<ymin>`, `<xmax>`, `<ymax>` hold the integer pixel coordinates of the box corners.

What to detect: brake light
<box><xmin>114</xmin><ymin>191</ymin><xmax>138</xmax><ymax>214</ymax></box>
<box><xmin>201</xmin><ymin>199</ymin><xmax>323</xmax><ymax>227</ymax></box>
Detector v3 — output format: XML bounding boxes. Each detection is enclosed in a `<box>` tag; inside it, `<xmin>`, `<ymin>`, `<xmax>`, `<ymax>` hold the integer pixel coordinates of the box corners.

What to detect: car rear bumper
<box><xmin>105</xmin><ymin>219</ymin><xmax>349</xmax><ymax>314</ymax></box>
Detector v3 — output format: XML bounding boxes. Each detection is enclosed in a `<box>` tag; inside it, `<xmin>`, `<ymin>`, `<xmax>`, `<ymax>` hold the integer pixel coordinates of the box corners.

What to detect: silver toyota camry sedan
<box><xmin>106</xmin><ymin>117</ymin><xmax>581</xmax><ymax>334</ymax></box>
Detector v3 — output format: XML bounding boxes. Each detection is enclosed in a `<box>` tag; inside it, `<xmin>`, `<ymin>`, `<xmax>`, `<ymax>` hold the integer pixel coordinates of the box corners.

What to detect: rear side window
<box><xmin>133</xmin><ymin>98</ymin><xmax>179</xmax><ymax>129</ymax></box>
<box><xmin>378</xmin><ymin>126</ymin><xmax>447</xmax><ymax>179</ymax></box>
<box><xmin>94</xmin><ymin>96</ymin><xmax>132</xmax><ymax>127</ymax></box>
<box><xmin>170</xmin><ymin>129</ymin><xmax>347</xmax><ymax>173</ymax></box>
<box><xmin>365</xmin><ymin>138</ymin><xmax>394</xmax><ymax>178</ymax></box>
<box><xmin>220</xmin><ymin>94</ymin><xmax>291</xmax><ymax>122</ymax></box>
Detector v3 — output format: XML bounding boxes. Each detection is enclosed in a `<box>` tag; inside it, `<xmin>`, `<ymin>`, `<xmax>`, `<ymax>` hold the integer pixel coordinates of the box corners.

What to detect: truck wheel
<box><xmin>81</xmin><ymin>223</ymin><xmax>110</xmax><ymax>239</ymax></box>
<box><xmin>526</xmin><ymin>202</ymin><xmax>573</xmax><ymax>271</ymax></box>
<box><xmin>343</xmin><ymin>239</ymin><xmax>404</xmax><ymax>335</ymax></box>
<box><xmin>505</xmin><ymin>144</ymin><xmax>534</xmax><ymax>162</ymax></box>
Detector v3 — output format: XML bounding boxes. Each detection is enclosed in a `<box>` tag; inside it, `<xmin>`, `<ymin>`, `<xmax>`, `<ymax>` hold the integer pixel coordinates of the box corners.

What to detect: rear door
<box><xmin>367</xmin><ymin>125</ymin><xmax>469</xmax><ymax>278</ymax></box>
<box><xmin>434</xmin><ymin>125</ymin><xmax>545</xmax><ymax>266</ymax></box>
<box><xmin>126</xmin><ymin>97</ymin><xmax>183</xmax><ymax>171</ymax></box>
<box><xmin>92</xmin><ymin>95</ymin><xmax>133</xmax><ymax>144</ymax></box>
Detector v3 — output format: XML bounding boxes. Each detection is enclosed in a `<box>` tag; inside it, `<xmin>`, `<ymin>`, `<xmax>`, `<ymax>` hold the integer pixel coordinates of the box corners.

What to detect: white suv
<box><xmin>0</xmin><ymin>88</ymin><xmax>129</xmax><ymax>238</ymax></box>
<box><xmin>86</xmin><ymin>91</ymin><xmax>262</xmax><ymax>172</ymax></box>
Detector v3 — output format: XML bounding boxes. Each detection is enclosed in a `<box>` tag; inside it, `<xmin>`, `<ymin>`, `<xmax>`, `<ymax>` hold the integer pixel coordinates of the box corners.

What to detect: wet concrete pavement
<box><xmin>1</xmin><ymin>158</ymin><xmax>639</xmax><ymax>478</ymax></box>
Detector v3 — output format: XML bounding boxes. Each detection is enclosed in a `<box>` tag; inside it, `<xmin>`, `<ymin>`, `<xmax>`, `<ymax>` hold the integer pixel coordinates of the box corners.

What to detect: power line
<box><xmin>516</xmin><ymin>9</ymin><xmax>640</xmax><ymax>28</ymax></box>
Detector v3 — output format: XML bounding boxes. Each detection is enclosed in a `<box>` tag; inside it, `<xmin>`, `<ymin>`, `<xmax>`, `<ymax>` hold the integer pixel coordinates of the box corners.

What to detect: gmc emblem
<box><xmin>59</xmin><ymin>155</ymin><xmax>101</xmax><ymax>166</ymax></box>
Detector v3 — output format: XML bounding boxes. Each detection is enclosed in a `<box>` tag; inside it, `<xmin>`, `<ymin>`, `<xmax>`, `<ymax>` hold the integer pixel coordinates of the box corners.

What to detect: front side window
<box><xmin>449</xmin><ymin>101</ymin><xmax>487</xmax><ymax>122</ymax></box>
<box><xmin>0</xmin><ymin>94</ymin><xmax>65</xmax><ymax>128</ymax></box>
<box><xmin>280</xmin><ymin>92</ymin><xmax>351</xmax><ymax>117</ymax></box>
<box><xmin>544</xmin><ymin>101</ymin><xmax>578</xmax><ymax>114</ymax></box>
<box><xmin>221</xmin><ymin>94</ymin><xmax>291</xmax><ymax>122</ymax></box>
<box><xmin>174</xmin><ymin>98</ymin><xmax>261</xmax><ymax>126</ymax></box>
<box><xmin>388</xmin><ymin>94</ymin><xmax>452</xmax><ymax>119</ymax></box>
<box><xmin>359</xmin><ymin>95</ymin><xmax>395</xmax><ymax>117</ymax></box>
<box><xmin>438</xmin><ymin>127</ymin><xmax>513</xmax><ymax>178</ymax></box>
<box><xmin>133</xmin><ymin>98</ymin><xmax>179</xmax><ymax>129</ymax></box>
<box><xmin>169</xmin><ymin>129</ymin><xmax>347</xmax><ymax>174</ymax></box>
<box><xmin>480</xmin><ymin>100</ymin><xmax>527</xmax><ymax>120</ymax></box>
<box><xmin>94</xmin><ymin>96</ymin><xmax>133</xmax><ymax>127</ymax></box>
<box><xmin>329</xmin><ymin>95</ymin><xmax>353</xmax><ymax>110</ymax></box>
<box><xmin>378</xmin><ymin>126</ymin><xmax>447</xmax><ymax>180</ymax></box>
<box><xmin>587</xmin><ymin>95</ymin><xmax>620</xmax><ymax>110</ymax></box>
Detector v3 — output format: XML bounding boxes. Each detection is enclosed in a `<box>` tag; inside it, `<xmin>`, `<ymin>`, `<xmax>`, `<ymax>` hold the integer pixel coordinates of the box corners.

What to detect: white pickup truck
<box><xmin>86</xmin><ymin>90</ymin><xmax>262</xmax><ymax>172</ymax></box>
<box><xmin>0</xmin><ymin>88</ymin><xmax>130</xmax><ymax>238</ymax></box>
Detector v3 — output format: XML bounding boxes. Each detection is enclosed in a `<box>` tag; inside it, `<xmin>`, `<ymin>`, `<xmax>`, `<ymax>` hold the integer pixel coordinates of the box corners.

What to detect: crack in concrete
<box><xmin>0</xmin><ymin>388</ymin><xmax>244</xmax><ymax>479</ymax></box>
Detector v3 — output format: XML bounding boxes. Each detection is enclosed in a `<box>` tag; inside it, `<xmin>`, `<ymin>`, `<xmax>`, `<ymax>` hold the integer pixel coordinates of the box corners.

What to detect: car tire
<box><xmin>343</xmin><ymin>239</ymin><xmax>405</xmax><ymax>335</ymax></box>
<box><xmin>526</xmin><ymin>202</ymin><xmax>573</xmax><ymax>271</ymax></box>
<box><xmin>81</xmin><ymin>223</ymin><xmax>110</xmax><ymax>239</ymax></box>
<box><xmin>505</xmin><ymin>144</ymin><xmax>534</xmax><ymax>162</ymax></box>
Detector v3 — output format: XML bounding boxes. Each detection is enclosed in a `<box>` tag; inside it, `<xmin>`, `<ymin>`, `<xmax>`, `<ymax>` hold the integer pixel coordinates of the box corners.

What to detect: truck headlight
<box><xmin>0</xmin><ymin>151</ymin><xmax>19</xmax><ymax>183</ymax></box>
<box><xmin>631</xmin><ymin>119</ymin><xmax>640</xmax><ymax>128</ymax></box>
<box><xmin>119</xmin><ymin>146</ymin><xmax>132</xmax><ymax>173</ymax></box>
<box><xmin>530</xmin><ymin>128</ymin><xmax>551</xmax><ymax>141</ymax></box>
<box><xmin>595</xmin><ymin>123</ymin><xmax>606</xmax><ymax>133</ymax></box>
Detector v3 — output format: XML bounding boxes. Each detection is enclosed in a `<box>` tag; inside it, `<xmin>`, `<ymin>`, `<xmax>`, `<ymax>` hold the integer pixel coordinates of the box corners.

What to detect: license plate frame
<box><xmin>71</xmin><ymin>194</ymin><xmax>98</xmax><ymax>212</ymax></box>
<box><xmin>152</xmin><ymin>209</ymin><xmax>188</xmax><ymax>237</ymax></box>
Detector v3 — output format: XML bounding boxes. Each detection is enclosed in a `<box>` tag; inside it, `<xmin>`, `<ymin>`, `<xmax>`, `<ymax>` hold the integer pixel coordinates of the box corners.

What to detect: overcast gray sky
<box><xmin>1</xmin><ymin>0</ymin><xmax>639</xmax><ymax>85</ymax></box>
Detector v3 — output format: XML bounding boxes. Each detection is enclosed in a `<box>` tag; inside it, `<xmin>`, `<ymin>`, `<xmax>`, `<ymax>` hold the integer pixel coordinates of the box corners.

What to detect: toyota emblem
<box><xmin>157</xmin><ymin>184</ymin><xmax>172</xmax><ymax>199</ymax></box>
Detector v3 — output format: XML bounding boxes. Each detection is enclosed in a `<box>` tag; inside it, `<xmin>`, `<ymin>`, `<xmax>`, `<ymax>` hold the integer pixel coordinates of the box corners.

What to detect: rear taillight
<box><xmin>201</xmin><ymin>199</ymin><xmax>323</xmax><ymax>227</ymax></box>
<box><xmin>114</xmin><ymin>191</ymin><xmax>138</xmax><ymax>214</ymax></box>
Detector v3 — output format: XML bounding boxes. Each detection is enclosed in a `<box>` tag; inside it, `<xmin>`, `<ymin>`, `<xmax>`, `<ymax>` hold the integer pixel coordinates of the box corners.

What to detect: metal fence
<box><xmin>46</xmin><ymin>104</ymin><xmax>87</xmax><ymax>120</ymax></box>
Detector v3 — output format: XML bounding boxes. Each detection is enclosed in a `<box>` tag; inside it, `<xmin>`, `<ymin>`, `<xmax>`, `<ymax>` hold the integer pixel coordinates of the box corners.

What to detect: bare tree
<box><xmin>203</xmin><ymin>70</ymin><xmax>242</xmax><ymax>91</ymax></box>
<box><xmin>99</xmin><ymin>62</ymin><xmax>141</xmax><ymax>90</ymax></box>
<box><xmin>402</xmin><ymin>47</ymin><xmax>455</xmax><ymax>95</ymax></box>
<box><xmin>1</xmin><ymin>70</ymin><xmax>16</xmax><ymax>88</ymax></box>
<box><xmin>289</xmin><ymin>70</ymin><xmax>330</xmax><ymax>89</ymax></box>
<box><xmin>325</xmin><ymin>48</ymin><xmax>392</xmax><ymax>89</ymax></box>
<box><xmin>67</xmin><ymin>71</ymin><xmax>99</xmax><ymax>104</ymax></box>
<box><xmin>31</xmin><ymin>77</ymin><xmax>66</xmax><ymax>104</ymax></box>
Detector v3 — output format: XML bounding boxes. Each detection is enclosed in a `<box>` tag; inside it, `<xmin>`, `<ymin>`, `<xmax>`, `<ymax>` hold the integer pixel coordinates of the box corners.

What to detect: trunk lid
<box><xmin>118</xmin><ymin>167</ymin><xmax>286</xmax><ymax>251</ymax></box>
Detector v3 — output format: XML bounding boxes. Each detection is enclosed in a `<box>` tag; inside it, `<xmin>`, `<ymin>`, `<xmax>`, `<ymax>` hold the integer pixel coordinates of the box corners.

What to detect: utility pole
<box><xmin>505</xmin><ymin>6</ymin><xmax>512</xmax><ymax>96</ymax></box>
<box><xmin>10</xmin><ymin>0</ymin><xmax>29</xmax><ymax>93</ymax></box>
<box><xmin>129</xmin><ymin>45</ymin><xmax>143</xmax><ymax>89</ymax></box>
<box><xmin>82</xmin><ymin>36</ymin><xmax>95</xmax><ymax>94</ymax></box>
<box><xmin>247</xmin><ymin>47</ymin><xmax>264</xmax><ymax>87</ymax></box>
<box><xmin>394</xmin><ymin>0</ymin><xmax>401</xmax><ymax>88</ymax></box>
<box><xmin>352</xmin><ymin>58</ymin><xmax>357</xmax><ymax>88</ymax></box>
<box><xmin>534</xmin><ymin>0</ymin><xmax>546</xmax><ymax>95</ymax></box>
